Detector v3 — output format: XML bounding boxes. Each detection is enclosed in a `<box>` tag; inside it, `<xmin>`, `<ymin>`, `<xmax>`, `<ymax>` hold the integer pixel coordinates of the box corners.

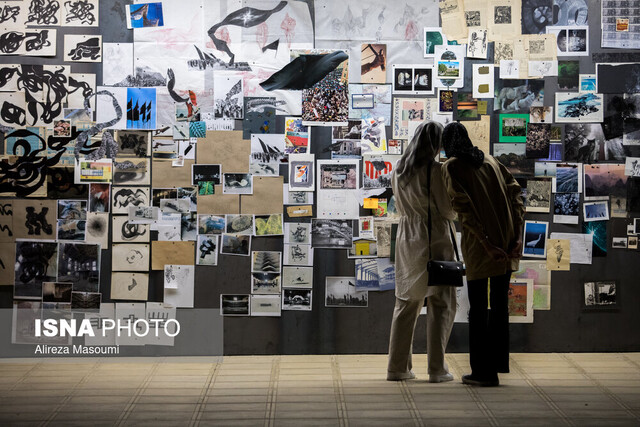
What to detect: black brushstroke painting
<box><xmin>15</xmin><ymin>240</ymin><xmax>58</xmax><ymax>299</ymax></box>
<box><xmin>67</xmin><ymin>36</ymin><xmax>101</xmax><ymax>60</ymax></box>
<box><xmin>64</xmin><ymin>0</ymin><xmax>96</xmax><ymax>25</ymax></box>
<box><xmin>260</xmin><ymin>51</ymin><xmax>349</xmax><ymax>91</ymax></box>
<box><xmin>26</xmin><ymin>0</ymin><xmax>60</xmax><ymax>26</ymax></box>
<box><xmin>207</xmin><ymin>1</ymin><xmax>287</xmax><ymax>65</ymax></box>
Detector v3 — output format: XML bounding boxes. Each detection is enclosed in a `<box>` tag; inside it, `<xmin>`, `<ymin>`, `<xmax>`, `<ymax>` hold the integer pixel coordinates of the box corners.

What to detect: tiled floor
<box><xmin>0</xmin><ymin>353</ymin><xmax>639</xmax><ymax>426</ymax></box>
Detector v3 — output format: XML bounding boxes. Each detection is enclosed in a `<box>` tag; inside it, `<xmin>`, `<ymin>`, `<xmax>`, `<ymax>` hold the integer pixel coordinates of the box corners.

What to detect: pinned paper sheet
<box><xmin>287</xmin><ymin>205</ymin><xmax>312</xmax><ymax>217</ymax></box>
<box><xmin>364</xmin><ymin>198</ymin><xmax>379</xmax><ymax>209</ymax></box>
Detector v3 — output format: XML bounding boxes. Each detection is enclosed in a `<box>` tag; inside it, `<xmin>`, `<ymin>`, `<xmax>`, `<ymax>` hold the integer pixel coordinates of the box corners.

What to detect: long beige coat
<box><xmin>392</xmin><ymin>162</ymin><xmax>457</xmax><ymax>301</ymax></box>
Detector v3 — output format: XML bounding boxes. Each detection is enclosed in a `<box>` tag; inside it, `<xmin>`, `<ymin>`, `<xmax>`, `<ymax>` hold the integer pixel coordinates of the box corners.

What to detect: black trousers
<box><xmin>467</xmin><ymin>271</ymin><xmax>511</xmax><ymax>379</ymax></box>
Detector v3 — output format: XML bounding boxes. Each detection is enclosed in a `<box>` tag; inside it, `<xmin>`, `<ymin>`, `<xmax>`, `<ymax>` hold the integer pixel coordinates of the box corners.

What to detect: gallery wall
<box><xmin>0</xmin><ymin>0</ymin><xmax>639</xmax><ymax>355</ymax></box>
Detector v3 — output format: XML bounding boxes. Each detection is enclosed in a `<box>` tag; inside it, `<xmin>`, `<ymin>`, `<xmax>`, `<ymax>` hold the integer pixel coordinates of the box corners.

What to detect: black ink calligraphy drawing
<box><xmin>112</xmin><ymin>187</ymin><xmax>149</xmax><ymax>214</ymax></box>
<box><xmin>0</xmin><ymin>29</ymin><xmax>55</xmax><ymax>56</ymax></box>
<box><xmin>64</xmin><ymin>34</ymin><xmax>101</xmax><ymax>61</ymax></box>
<box><xmin>0</xmin><ymin>4</ymin><xmax>22</xmax><ymax>26</ymax></box>
<box><xmin>63</xmin><ymin>0</ymin><xmax>97</xmax><ymax>26</ymax></box>
<box><xmin>0</xmin><ymin>201</ymin><xmax>13</xmax><ymax>242</ymax></box>
<box><xmin>25</xmin><ymin>0</ymin><xmax>61</xmax><ymax>26</ymax></box>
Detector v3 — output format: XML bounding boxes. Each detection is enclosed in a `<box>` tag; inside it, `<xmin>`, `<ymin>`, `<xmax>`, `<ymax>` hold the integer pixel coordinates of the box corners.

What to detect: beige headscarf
<box><xmin>394</xmin><ymin>120</ymin><xmax>443</xmax><ymax>189</ymax></box>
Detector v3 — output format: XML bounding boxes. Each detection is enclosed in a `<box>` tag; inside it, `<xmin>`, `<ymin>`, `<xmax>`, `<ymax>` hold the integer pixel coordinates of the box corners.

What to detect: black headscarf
<box><xmin>442</xmin><ymin>122</ymin><xmax>485</xmax><ymax>168</ymax></box>
<box><xmin>395</xmin><ymin>121</ymin><xmax>443</xmax><ymax>188</ymax></box>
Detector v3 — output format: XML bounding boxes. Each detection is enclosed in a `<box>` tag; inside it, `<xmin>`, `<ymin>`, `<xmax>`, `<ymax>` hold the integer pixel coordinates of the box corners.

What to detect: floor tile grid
<box><xmin>330</xmin><ymin>355</ymin><xmax>348</xmax><ymax>427</ymax></box>
<box><xmin>396</xmin><ymin>377</ymin><xmax>425</xmax><ymax>427</ymax></box>
<box><xmin>189</xmin><ymin>361</ymin><xmax>220</xmax><ymax>427</ymax></box>
<box><xmin>113</xmin><ymin>362</ymin><xmax>160</xmax><ymax>426</ymax></box>
<box><xmin>447</xmin><ymin>355</ymin><xmax>499</xmax><ymax>427</ymax></box>
<box><xmin>265</xmin><ymin>356</ymin><xmax>281</xmax><ymax>427</ymax></box>
<box><xmin>43</xmin><ymin>361</ymin><xmax>101</xmax><ymax>425</ymax></box>
<box><xmin>508</xmin><ymin>356</ymin><xmax>574</xmax><ymax>426</ymax></box>
<box><xmin>561</xmin><ymin>354</ymin><xmax>640</xmax><ymax>424</ymax></box>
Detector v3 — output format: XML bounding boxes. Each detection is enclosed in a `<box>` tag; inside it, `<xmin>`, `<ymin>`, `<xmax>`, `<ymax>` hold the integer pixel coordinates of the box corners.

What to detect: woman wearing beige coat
<box><xmin>387</xmin><ymin>121</ymin><xmax>457</xmax><ymax>383</ymax></box>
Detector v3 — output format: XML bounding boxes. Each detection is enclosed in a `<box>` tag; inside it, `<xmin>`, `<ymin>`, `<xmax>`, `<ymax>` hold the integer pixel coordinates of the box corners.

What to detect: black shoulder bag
<box><xmin>426</xmin><ymin>161</ymin><xmax>465</xmax><ymax>287</ymax></box>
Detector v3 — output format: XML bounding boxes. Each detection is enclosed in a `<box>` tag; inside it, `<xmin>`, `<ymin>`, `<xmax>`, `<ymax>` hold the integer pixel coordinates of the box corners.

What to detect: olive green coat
<box><xmin>442</xmin><ymin>155</ymin><xmax>525</xmax><ymax>281</ymax></box>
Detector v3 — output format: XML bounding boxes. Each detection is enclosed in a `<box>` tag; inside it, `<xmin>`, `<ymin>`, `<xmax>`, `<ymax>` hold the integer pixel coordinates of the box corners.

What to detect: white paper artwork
<box><xmin>549</xmin><ymin>232</ymin><xmax>593</xmax><ymax>265</ymax></box>
<box><xmin>102</xmin><ymin>43</ymin><xmax>134</xmax><ymax>86</ymax></box>
<box><xmin>164</xmin><ymin>265</ymin><xmax>195</xmax><ymax>308</ymax></box>
<box><xmin>499</xmin><ymin>60</ymin><xmax>520</xmax><ymax>79</ymax></box>
<box><xmin>314</xmin><ymin>0</ymin><xmax>438</xmax><ymax>83</ymax></box>
<box><xmin>472</xmin><ymin>64</ymin><xmax>494</xmax><ymax>99</ymax></box>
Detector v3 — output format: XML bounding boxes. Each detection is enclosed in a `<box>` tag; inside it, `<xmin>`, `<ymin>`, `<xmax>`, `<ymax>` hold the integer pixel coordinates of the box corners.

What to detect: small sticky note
<box><xmin>364</xmin><ymin>198</ymin><xmax>378</xmax><ymax>209</ymax></box>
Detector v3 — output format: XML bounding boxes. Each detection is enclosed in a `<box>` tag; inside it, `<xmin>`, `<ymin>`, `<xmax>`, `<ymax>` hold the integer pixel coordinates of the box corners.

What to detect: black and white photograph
<box><xmin>225</xmin><ymin>214</ymin><xmax>255</xmax><ymax>235</ymax></box>
<box><xmin>14</xmin><ymin>241</ymin><xmax>58</xmax><ymax>299</ymax></box>
<box><xmin>159</xmin><ymin>198</ymin><xmax>190</xmax><ymax>214</ymax></box>
<box><xmin>282</xmin><ymin>289</ymin><xmax>312</xmax><ymax>311</ymax></box>
<box><xmin>220</xmin><ymin>294</ymin><xmax>250</xmax><ymax>316</ymax></box>
<box><xmin>597</xmin><ymin>63</ymin><xmax>640</xmax><ymax>94</ymax></box>
<box><xmin>318</xmin><ymin>162</ymin><xmax>358</xmax><ymax>190</ymax></box>
<box><xmin>282</xmin><ymin>266</ymin><xmax>313</xmax><ymax>289</ymax></box>
<box><xmin>196</xmin><ymin>235</ymin><xmax>218</xmax><ymax>266</ymax></box>
<box><xmin>494</xmin><ymin>80</ymin><xmax>544</xmax><ymax>113</ymax></box>
<box><xmin>57</xmin><ymin>243</ymin><xmax>100</xmax><ymax>293</ymax></box>
<box><xmin>214</xmin><ymin>75</ymin><xmax>243</xmax><ymax>119</ymax></box>
<box><xmin>325</xmin><ymin>276</ymin><xmax>368</xmax><ymax>308</ymax></box>
<box><xmin>373</xmin><ymin>222</ymin><xmax>392</xmax><ymax>258</ymax></box>
<box><xmin>250</xmin><ymin>295</ymin><xmax>281</xmax><ymax>317</ymax></box>
<box><xmin>71</xmin><ymin>291</ymin><xmax>101</xmax><ymax>311</ymax></box>
<box><xmin>112</xmin><ymin>187</ymin><xmax>150</xmax><ymax>214</ymax></box>
<box><xmin>223</xmin><ymin>173</ymin><xmax>253</xmax><ymax>195</ymax></box>
<box><xmin>413</xmin><ymin>67</ymin><xmax>434</xmax><ymax>94</ymax></box>
<box><xmin>220</xmin><ymin>234</ymin><xmax>251</xmax><ymax>256</ymax></box>
<box><xmin>128</xmin><ymin>206</ymin><xmax>159</xmax><ymax>224</ymax></box>
<box><xmin>521</xmin><ymin>0</ymin><xmax>550</xmax><ymax>34</ymax></box>
<box><xmin>42</xmin><ymin>282</ymin><xmax>73</xmax><ymax>303</ymax></box>
<box><xmin>583</xmin><ymin>201</ymin><xmax>610</xmax><ymax>222</ymax></box>
<box><xmin>625</xmin><ymin>157</ymin><xmax>640</xmax><ymax>177</ymax></box>
<box><xmin>329</xmin><ymin>139</ymin><xmax>362</xmax><ymax>159</ymax></box>
<box><xmin>251</xmin><ymin>251</ymin><xmax>282</xmax><ymax>273</ymax></box>
<box><xmin>392</xmin><ymin>66</ymin><xmax>413</xmax><ymax>93</ymax></box>
<box><xmin>584</xmin><ymin>281</ymin><xmax>617</xmax><ymax>308</ymax></box>
<box><xmin>180</xmin><ymin>212</ymin><xmax>198</xmax><ymax>241</ymax></box>
<box><xmin>311</xmin><ymin>219</ymin><xmax>353</xmax><ymax>248</ymax></box>
<box><xmin>284</xmin><ymin>222</ymin><xmax>311</xmax><ymax>244</ymax></box>
<box><xmin>192</xmin><ymin>164</ymin><xmax>221</xmax><ymax>186</ymax></box>
<box><xmin>250</xmin><ymin>134</ymin><xmax>286</xmax><ymax>176</ymax></box>
<box><xmin>526</xmin><ymin>179</ymin><xmax>552</xmax><ymax>213</ymax></box>
<box><xmin>525</xmin><ymin>123</ymin><xmax>551</xmax><ymax>159</ymax></box>
<box><xmin>284</xmin><ymin>189</ymin><xmax>314</xmax><ymax>205</ymax></box>
<box><xmin>112</xmin><ymin>215</ymin><xmax>149</xmax><ymax>243</ymax></box>
<box><xmin>553</xmin><ymin>193</ymin><xmax>580</xmax><ymax>224</ymax></box>
<box><xmin>283</xmin><ymin>243</ymin><xmax>313</xmax><ymax>266</ymax></box>
<box><xmin>612</xmin><ymin>237</ymin><xmax>628</xmax><ymax>249</ymax></box>
<box><xmin>332</xmin><ymin>121</ymin><xmax>362</xmax><ymax>140</ymax></box>
<box><xmin>251</xmin><ymin>272</ymin><xmax>281</xmax><ymax>295</ymax></box>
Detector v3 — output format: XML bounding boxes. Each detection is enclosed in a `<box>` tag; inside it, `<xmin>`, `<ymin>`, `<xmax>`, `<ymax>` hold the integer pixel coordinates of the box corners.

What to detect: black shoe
<box><xmin>462</xmin><ymin>374</ymin><xmax>499</xmax><ymax>387</ymax></box>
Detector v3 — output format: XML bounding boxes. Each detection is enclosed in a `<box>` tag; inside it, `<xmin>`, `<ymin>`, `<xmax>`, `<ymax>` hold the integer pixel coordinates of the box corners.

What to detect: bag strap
<box><xmin>427</xmin><ymin>161</ymin><xmax>461</xmax><ymax>262</ymax></box>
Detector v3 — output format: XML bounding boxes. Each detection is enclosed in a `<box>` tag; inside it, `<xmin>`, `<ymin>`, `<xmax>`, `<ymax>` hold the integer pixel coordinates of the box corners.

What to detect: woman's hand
<box><xmin>481</xmin><ymin>239</ymin><xmax>509</xmax><ymax>261</ymax></box>
<box><xmin>509</xmin><ymin>239</ymin><xmax>523</xmax><ymax>259</ymax></box>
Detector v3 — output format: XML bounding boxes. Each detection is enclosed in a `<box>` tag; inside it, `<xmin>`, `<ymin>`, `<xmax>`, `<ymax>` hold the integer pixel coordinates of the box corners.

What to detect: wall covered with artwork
<box><xmin>0</xmin><ymin>0</ymin><xmax>639</xmax><ymax>354</ymax></box>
